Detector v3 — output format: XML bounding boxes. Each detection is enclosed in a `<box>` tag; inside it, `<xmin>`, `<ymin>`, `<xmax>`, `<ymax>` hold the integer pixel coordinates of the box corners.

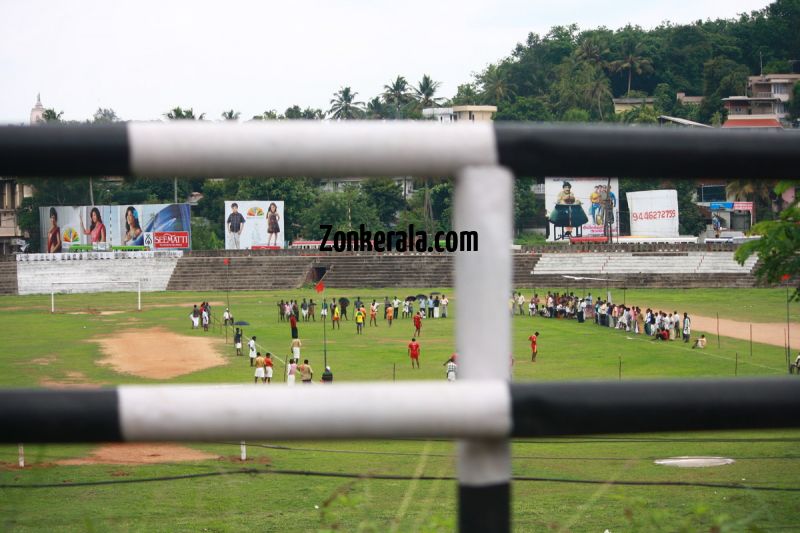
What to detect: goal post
<box><xmin>50</xmin><ymin>280</ymin><xmax>142</xmax><ymax>313</ymax></box>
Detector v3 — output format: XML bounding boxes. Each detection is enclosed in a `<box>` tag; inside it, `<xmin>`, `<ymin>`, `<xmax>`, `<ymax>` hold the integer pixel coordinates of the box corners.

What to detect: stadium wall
<box><xmin>6</xmin><ymin>248</ymin><xmax>761</xmax><ymax>294</ymax></box>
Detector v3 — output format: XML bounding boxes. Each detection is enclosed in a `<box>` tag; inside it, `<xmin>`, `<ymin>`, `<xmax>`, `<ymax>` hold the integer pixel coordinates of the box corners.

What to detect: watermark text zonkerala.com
<box><xmin>320</xmin><ymin>224</ymin><xmax>477</xmax><ymax>252</ymax></box>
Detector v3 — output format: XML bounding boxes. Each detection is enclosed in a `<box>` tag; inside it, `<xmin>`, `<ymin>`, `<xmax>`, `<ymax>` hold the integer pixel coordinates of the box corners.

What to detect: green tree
<box><xmin>190</xmin><ymin>216</ymin><xmax>224</xmax><ymax>250</ymax></box>
<box><xmin>413</xmin><ymin>75</ymin><xmax>444</xmax><ymax>109</ymax></box>
<box><xmin>251</xmin><ymin>110</ymin><xmax>280</xmax><ymax>120</ymax></box>
<box><xmin>477</xmin><ymin>64</ymin><xmax>515</xmax><ymax>105</ymax></box>
<box><xmin>674</xmin><ymin>180</ymin><xmax>706</xmax><ymax>236</ymax></box>
<box><xmin>366</xmin><ymin>97</ymin><xmax>391</xmax><ymax>120</ymax></box>
<box><xmin>165</xmin><ymin>107</ymin><xmax>205</xmax><ymax>120</ymax></box>
<box><xmin>92</xmin><ymin>108</ymin><xmax>119</xmax><ymax>123</ymax></box>
<box><xmin>382</xmin><ymin>76</ymin><xmax>413</xmax><ymax>118</ymax></box>
<box><xmin>328</xmin><ymin>87</ymin><xmax>365</xmax><ymax>119</ymax></box>
<box><xmin>514</xmin><ymin>177</ymin><xmax>538</xmax><ymax>233</ymax></box>
<box><xmin>495</xmin><ymin>96</ymin><xmax>553</xmax><ymax>121</ymax></box>
<box><xmin>42</xmin><ymin>108</ymin><xmax>63</xmax><ymax>122</ymax></box>
<box><xmin>610</xmin><ymin>37</ymin><xmax>653</xmax><ymax>96</ymax></box>
<box><xmin>735</xmin><ymin>181</ymin><xmax>800</xmax><ymax>300</ymax></box>
<box><xmin>221</xmin><ymin>110</ymin><xmax>241</xmax><ymax>121</ymax></box>
<box><xmin>789</xmin><ymin>81</ymin><xmax>800</xmax><ymax>122</ymax></box>
<box><xmin>450</xmin><ymin>83</ymin><xmax>479</xmax><ymax>105</ymax></box>
<box><xmin>300</xmin><ymin>187</ymin><xmax>381</xmax><ymax>238</ymax></box>
<box><xmin>561</xmin><ymin>108</ymin><xmax>591</xmax><ymax>122</ymax></box>
<box><xmin>361</xmin><ymin>178</ymin><xmax>405</xmax><ymax>226</ymax></box>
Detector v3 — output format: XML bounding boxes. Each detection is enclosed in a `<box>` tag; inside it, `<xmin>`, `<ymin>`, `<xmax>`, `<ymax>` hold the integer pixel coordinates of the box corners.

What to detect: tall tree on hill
<box><xmin>328</xmin><ymin>87</ymin><xmax>365</xmax><ymax>120</ymax></box>
<box><xmin>610</xmin><ymin>38</ymin><xmax>653</xmax><ymax>96</ymax></box>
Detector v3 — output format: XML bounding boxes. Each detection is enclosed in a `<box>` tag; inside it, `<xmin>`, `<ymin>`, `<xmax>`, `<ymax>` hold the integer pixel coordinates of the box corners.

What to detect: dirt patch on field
<box><xmin>688</xmin><ymin>315</ymin><xmax>799</xmax><ymax>351</ymax></box>
<box><xmin>40</xmin><ymin>371</ymin><xmax>104</xmax><ymax>389</ymax></box>
<box><xmin>56</xmin><ymin>443</ymin><xmax>219</xmax><ymax>465</ymax></box>
<box><xmin>92</xmin><ymin>327</ymin><xmax>226</xmax><ymax>379</ymax></box>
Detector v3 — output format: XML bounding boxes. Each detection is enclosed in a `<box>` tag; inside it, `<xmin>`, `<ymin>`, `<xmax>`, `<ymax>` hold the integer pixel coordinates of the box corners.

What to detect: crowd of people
<box><xmin>513</xmin><ymin>290</ymin><xmax>706</xmax><ymax>350</ymax></box>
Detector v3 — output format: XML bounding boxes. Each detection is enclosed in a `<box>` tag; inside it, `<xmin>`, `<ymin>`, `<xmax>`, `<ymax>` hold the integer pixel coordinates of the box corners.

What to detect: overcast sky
<box><xmin>0</xmin><ymin>0</ymin><xmax>773</xmax><ymax>124</ymax></box>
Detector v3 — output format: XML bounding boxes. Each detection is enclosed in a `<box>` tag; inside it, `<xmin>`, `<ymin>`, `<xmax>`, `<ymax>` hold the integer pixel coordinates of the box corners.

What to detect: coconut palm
<box><xmin>328</xmin><ymin>87</ymin><xmax>365</xmax><ymax>120</ymax></box>
<box><xmin>477</xmin><ymin>64</ymin><xmax>514</xmax><ymax>105</ymax></box>
<box><xmin>366</xmin><ymin>97</ymin><xmax>391</xmax><ymax>120</ymax></box>
<box><xmin>610</xmin><ymin>40</ymin><xmax>653</xmax><ymax>96</ymax></box>
<box><xmin>382</xmin><ymin>76</ymin><xmax>412</xmax><ymax>107</ymax></box>
<box><xmin>221</xmin><ymin>110</ymin><xmax>241</xmax><ymax>121</ymax></box>
<box><xmin>42</xmin><ymin>108</ymin><xmax>63</xmax><ymax>122</ymax></box>
<box><xmin>726</xmin><ymin>180</ymin><xmax>774</xmax><ymax>203</ymax></box>
<box><xmin>165</xmin><ymin>107</ymin><xmax>205</xmax><ymax>120</ymax></box>
<box><xmin>413</xmin><ymin>75</ymin><xmax>444</xmax><ymax>109</ymax></box>
<box><xmin>576</xmin><ymin>36</ymin><xmax>610</xmax><ymax>71</ymax></box>
<box><xmin>584</xmin><ymin>68</ymin><xmax>613</xmax><ymax>121</ymax></box>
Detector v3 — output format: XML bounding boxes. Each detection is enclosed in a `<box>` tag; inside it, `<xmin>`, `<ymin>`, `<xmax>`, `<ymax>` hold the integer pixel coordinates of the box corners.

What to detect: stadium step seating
<box><xmin>166</xmin><ymin>256</ymin><xmax>314</xmax><ymax>291</ymax></box>
<box><xmin>0</xmin><ymin>259</ymin><xmax>18</xmax><ymax>295</ymax></box>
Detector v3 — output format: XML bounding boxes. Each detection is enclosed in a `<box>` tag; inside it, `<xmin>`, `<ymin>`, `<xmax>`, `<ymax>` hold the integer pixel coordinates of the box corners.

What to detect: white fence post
<box><xmin>454</xmin><ymin>166</ymin><xmax>513</xmax><ymax>533</ymax></box>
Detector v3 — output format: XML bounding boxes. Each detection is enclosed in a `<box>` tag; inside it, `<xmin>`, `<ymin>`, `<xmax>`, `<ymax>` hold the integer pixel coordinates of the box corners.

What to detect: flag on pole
<box><xmin>223</xmin><ymin>258</ymin><xmax>230</xmax><ymax>266</ymax></box>
<box><xmin>315</xmin><ymin>280</ymin><xmax>325</xmax><ymax>293</ymax></box>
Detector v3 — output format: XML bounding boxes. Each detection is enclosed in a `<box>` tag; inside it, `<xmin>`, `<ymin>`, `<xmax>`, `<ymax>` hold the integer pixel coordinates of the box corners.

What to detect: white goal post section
<box><xmin>50</xmin><ymin>280</ymin><xmax>142</xmax><ymax>313</ymax></box>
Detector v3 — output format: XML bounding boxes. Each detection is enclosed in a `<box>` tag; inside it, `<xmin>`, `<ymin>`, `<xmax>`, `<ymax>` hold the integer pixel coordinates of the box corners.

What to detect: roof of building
<box><xmin>612</xmin><ymin>97</ymin><xmax>655</xmax><ymax>104</ymax></box>
<box><xmin>657</xmin><ymin>115</ymin><xmax>713</xmax><ymax>128</ymax></box>
<box><xmin>721</xmin><ymin>117</ymin><xmax>783</xmax><ymax>129</ymax></box>
<box><xmin>451</xmin><ymin>105</ymin><xmax>497</xmax><ymax>112</ymax></box>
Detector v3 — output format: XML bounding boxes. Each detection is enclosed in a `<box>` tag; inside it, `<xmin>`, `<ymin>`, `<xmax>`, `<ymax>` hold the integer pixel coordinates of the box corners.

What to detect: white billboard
<box><xmin>544</xmin><ymin>178</ymin><xmax>619</xmax><ymax>241</ymax></box>
<box><xmin>224</xmin><ymin>200</ymin><xmax>285</xmax><ymax>249</ymax></box>
<box><xmin>626</xmin><ymin>190</ymin><xmax>679</xmax><ymax>238</ymax></box>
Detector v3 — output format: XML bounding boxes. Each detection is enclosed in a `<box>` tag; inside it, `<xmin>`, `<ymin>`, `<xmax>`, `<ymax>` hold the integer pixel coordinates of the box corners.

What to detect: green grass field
<box><xmin>0</xmin><ymin>287</ymin><xmax>798</xmax><ymax>532</ymax></box>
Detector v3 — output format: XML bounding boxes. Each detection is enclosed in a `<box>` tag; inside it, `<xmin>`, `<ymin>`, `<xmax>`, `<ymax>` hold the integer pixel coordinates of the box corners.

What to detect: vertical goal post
<box><xmin>50</xmin><ymin>280</ymin><xmax>142</xmax><ymax>313</ymax></box>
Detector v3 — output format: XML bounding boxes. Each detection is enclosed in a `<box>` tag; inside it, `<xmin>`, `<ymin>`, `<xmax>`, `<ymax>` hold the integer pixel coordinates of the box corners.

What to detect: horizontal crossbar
<box><xmin>1</xmin><ymin>379</ymin><xmax>797</xmax><ymax>443</ymax></box>
<box><xmin>1</xmin><ymin>122</ymin><xmax>798</xmax><ymax>178</ymax></box>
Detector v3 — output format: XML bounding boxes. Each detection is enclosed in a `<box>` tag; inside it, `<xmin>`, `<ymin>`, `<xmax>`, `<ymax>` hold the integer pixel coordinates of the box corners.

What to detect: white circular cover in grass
<box><xmin>654</xmin><ymin>456</ymin><xmax>735</xmax><ymax>468</ymax></box>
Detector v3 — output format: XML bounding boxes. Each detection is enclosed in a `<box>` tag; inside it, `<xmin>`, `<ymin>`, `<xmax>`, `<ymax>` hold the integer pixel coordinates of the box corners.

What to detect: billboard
<box><xmin>39</xmin><ymin>204</ymin><xmax>191</xmax><ymax>251</ymax></box>
<box><xmin>224</xmin><ymin>201</ymin><xmax>285</xmax><ymax>249</ymax></box>
<box><xmin>544</xmin><ymin>178</ymin><xmax>619</xmax><ymax>241</ymax></box>
<box><xmin>626</xmin><ymin>190</ymin><xmax>680</xmax><ymax>237</ymax></box>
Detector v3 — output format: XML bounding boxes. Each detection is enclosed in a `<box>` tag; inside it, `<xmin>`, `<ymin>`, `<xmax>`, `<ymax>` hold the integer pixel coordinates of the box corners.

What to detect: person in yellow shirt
<box><xmin>355</xmin><ymin>307</ymin><xmax>365</xmax><ymax>335</ymax></box>
<box><xmin>332</xmin><ymin>304</ymin><xmax>341</xmax><ymax>330</ymax></box>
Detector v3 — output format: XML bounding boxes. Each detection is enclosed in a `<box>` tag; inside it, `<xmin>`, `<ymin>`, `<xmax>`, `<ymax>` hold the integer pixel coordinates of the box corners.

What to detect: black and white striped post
<box><xmin>2</xmin><ymin>122</ymin><xmax>800</xmax><ymax>179</ymax></box>
<box><xmin>2</xmin><ymin>122</ymin><xmax>800</xmax><ymax>532</ymax></box>
<box><xmin>2</xmin><ymin>379</ymin><xmax>799</xmax><ymax>442</ymax></box>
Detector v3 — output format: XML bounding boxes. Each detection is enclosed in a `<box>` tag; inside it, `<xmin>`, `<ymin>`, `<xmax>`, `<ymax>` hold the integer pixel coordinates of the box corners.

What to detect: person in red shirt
<box><xmin>413</xmin><ymin>311</ymin><xmax>422</xmax><ymax>337</ymax></box>
<box><xmin>264</xmin><ymin>352</ymin><xmax>274</xmax><ymax>384</ymax></box>
<box><xmin>408</xmin><ymin>338</ymin><xmax>421</xmax><ymax>369</ymax></box>
<box><xmin>528</xmin><ymin>331</ymin><xmax>539</xmax><ymax>362</ymax></box>
<box><xmin>290</xmin><ymin>314</ymin><xmax>298</xmax><ymax>339</ymax></box>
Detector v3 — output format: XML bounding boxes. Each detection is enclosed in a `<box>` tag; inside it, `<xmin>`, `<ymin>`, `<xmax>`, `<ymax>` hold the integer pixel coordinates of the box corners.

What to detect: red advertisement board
<box><xmin>154</xmin><ymin>231</ymin><xmax>190</xmax><ymax>249</ymax></box>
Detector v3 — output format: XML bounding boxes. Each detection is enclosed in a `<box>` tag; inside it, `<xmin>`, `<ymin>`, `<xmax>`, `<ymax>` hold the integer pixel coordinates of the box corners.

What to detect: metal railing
<box><xmin>0</xmin><ymin>122</ymin><xmax>799</xmax><ymax>533</ymax></box>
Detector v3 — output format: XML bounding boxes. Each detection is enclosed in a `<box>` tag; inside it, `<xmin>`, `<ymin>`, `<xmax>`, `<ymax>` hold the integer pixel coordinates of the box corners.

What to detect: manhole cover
<box><xmin>654</xmin><ymin>456</ymin><xmax>735</xmax><ymax>468</ymax></box>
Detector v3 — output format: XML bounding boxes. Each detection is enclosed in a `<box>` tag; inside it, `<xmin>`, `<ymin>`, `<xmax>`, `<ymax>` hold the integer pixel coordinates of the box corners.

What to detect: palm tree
<box><xmin>610</xmin><ymin>41</ymin><xmax>653</xmax><ymax>96</ymax></box>
<box><xmin>366</xmin><ymin>97</ymin><xmax>390</xmax><ymax>120</ymax></box>
<box><xmin>477</xmin><ymin>64</ymin><xmax>514</xmax><ymax>105</ymax></box>
<box><xmin>576</xmin><ymin>36</ymin><xmax>610</xmax><ymax>71</ymax></box>
<box><xmin>584</xmin><ymin>68</ymin><xmax>613</xmax><ymax>121</ymax></box>
<box><xmin>413</xmin><ymin>75</ymin><xmax>444</xmax><ymax>109</ymax></box>
<box><xmin>725</xmin><ymin>179</ymin><xmax>775</xmax><ymax>217</ymax></box>
<box><xmin>328</xmin><ymin>87</ymin><xmax>365</xmax><ymax>120</ymax></box>
<box><xmin>382</xmin><ymin>76</ymin><xmax>412</xmax><ymax>107</ymax></box>
<box><xmin>221</xmin><ymin>110</ymin><xmax>241</xmax><ymax>121</ymax></box>
<box><xmin>165</xmin><ymin>107</ymin><xmax>205</xmax><ymax>120</ymax></box>
<box><xmin>42</xmin><ymin>108</ymin><xmax>63</xmax><ymax>122</ymax></box>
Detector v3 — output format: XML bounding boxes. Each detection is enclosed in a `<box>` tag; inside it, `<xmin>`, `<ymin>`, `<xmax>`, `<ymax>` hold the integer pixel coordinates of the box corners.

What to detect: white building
<box><xmin>422</xmin><ymin>105</ymin><xmax>497</xmax><ymax>122</ymax></box>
